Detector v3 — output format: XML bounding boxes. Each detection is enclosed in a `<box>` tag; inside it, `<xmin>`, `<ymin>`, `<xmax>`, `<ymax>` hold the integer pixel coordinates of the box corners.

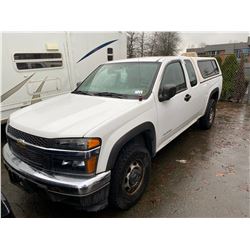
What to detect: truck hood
<box><xmin>9</xmin><ymin>93</ymin><xmax>139</xmax><ymax>138</ymax></box>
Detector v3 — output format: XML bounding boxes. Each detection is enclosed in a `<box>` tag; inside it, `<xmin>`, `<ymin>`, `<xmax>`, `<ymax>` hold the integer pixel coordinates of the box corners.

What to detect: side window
<box><xmin>184</xmin><ymin>60</ymin><xmax>197</xmax><ymax>87</ymax></box>
<box><xmin>211</xmin><ymin>60</ymin><xmax>219</xmax><ymax>74</ymax></box>
<box><xmin>107</xmin><ymin>55</ymin><xmax>113</xmax><ymax>61</ymax></box>
<box><xmin>107</xmin><ymin>47</ymin><xmax>113</xmax><ymax>61</ymax></box>
<box><xmin>198</xmin><ymin>60</ymin><xmax>219</xmax><ymax>79</ymax></box>
<box><xmin>14</xmin><ymin>53</ymin><xmax>63</xmax><ymax>71</ymax></box>
<box><xmin>161</xmin><ymin>61</ymin><xmax>187</xmax><ymax>92</ymax></box>
<box><xmin>107</xmin><ymin>48</ymin><xmax>113</xmax><ymax>54</ymax></box>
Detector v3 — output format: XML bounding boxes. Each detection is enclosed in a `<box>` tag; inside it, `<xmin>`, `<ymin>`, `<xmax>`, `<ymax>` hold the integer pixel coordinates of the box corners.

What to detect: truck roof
<box><xmin>106</xmin><ymin>56</ymin><xmax>217</xmax><ymax>64</ymax></box>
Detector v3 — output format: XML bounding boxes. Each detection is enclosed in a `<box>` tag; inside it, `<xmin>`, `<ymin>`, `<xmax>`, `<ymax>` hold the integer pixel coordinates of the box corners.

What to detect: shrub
<box><xmin>233</xmin><ymin>55</ymin><xmax>248</xmax><ymax>103</ymax></box>
<box><xmin>215</xmin><ymin>56</ymin><xmax>222</xmax><ymax>68</ymax></box>
<box><xmin>221</xmin><ymin>54</ymin><xmax>239</xmax><ymax>100</ymax></box>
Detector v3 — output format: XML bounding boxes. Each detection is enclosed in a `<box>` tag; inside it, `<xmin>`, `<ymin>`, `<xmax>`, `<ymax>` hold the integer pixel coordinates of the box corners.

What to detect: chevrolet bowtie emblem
<box><xmin>16</xmin><ymin>139</ymin><xmax>26</xmax><ymax>148</ymax></box>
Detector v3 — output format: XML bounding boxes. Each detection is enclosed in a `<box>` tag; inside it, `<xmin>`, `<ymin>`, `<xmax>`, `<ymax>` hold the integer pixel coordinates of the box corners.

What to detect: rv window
<box><xmin>107</xmin><ymin>48</ymin><xmax>113</xmax><ymax>54</ymax></box>
<box><xmin>14</xmin><ymin>53</ymin><xmax>61</xmax><ymax>60</ymax></box>
<box><xmin>16</xmin><ymin>61</ymin><xmax>63</xmax><ymax>70</ymax></box>
<box><xmin>108</xmin><ymin>55</ymin><xmax>113</xmax><ymax>61</ymax></box>
<box><xmin>14</xmin><ymin>53</ymin><xmax>63</xmax><ymax>70</ymax></box>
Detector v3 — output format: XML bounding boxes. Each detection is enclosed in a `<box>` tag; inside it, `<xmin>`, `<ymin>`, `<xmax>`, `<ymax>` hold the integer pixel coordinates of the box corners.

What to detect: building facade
<box><xmin>186</xmin><ymin>37</ymin><xmax>250</xmax><ymax>80</ymax></box>
<box><xmin>187</xmin><ymin>36</ymin><xmax>250</xmax><ymax>60</ymax></box>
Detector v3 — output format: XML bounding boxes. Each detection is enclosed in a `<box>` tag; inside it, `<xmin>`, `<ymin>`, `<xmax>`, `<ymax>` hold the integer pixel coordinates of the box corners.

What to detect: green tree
<box><xmin>233</xmin><ymin>54</ymin><xmax>248</xmax><ymax>103</ymax></box>
<box><xmin>215</xmin><ymin>56</ymin><xmax>222</xmax><ymax>68</ymax></box>
<box><xmin>221</xmin><ymin>54</ymin><xmax>239</xmax><ymax>100</ymax></box>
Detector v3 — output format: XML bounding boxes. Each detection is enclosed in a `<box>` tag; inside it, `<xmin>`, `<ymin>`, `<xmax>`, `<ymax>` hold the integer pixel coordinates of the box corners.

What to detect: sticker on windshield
<box><xmin>134</xmin><ymin>90</ymin><xmax>143</xmax><ymax>95</ymax></box>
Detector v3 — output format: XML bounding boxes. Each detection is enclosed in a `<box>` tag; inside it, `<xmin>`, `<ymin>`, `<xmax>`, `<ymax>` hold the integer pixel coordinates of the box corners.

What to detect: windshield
<box><xmin>74</xmin><ymin>62</ymin><xmax>161</xmax><ymax>99</ymax></box>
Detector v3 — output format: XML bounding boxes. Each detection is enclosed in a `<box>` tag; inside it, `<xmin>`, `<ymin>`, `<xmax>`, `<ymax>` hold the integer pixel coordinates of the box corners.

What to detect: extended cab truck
<box><xmin>3</xmin><ymin>56</ymin><xmax>222</xmax><ymax>211</ymax></box>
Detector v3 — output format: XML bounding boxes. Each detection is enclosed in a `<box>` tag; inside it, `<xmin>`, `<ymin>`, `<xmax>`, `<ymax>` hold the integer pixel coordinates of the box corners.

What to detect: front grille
<box><xmin>7</xmin><ymin>125</ymin><xmax>53</xmax><ymax>148</ymax></box>
<box><xmin>7</xmin><ymin>126</ymin><xmax>53</xmax><ymax>171</ymax></box>
<box><xmin>6</xmin><ymin>126</ymin><xmax>87</xmax><ymax>176</ymax></box>
<box><xmin>8</xmin><ymin>137</ymin><xmax>51</xmax><ymax>170</ymax></box>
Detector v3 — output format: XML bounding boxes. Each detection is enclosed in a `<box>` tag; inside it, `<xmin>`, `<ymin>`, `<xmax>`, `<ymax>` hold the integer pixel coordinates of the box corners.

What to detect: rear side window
<box><xmin>198</xmin><ymin>60</ymin><xmax>219</xmax><ymax>79</ymax></box>
<box><xmin>14</xmin><ymin>53</ymin><xmax>63</xmax><ymax>70</ymax></box>
<box><xmin>184</xmin><ymin>60</ymin><xmax>197</xmax><ymax>87</ymax></box>
<box><xmin>161</xmin><ymin>61</ymin><xmax>187</xmax><ymax>92</ymax></box>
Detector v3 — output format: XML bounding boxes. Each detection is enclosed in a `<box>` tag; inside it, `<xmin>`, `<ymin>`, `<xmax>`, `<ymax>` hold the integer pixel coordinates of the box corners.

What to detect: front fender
<box><xmin>106</xmin><ymin>122</ymin><xmax>156</xmax><ymax>171</ymax></box>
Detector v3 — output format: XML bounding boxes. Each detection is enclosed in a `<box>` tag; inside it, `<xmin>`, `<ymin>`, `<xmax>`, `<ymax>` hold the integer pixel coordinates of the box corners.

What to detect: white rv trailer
<box><xmin>0</xmin><ymin>32</ymin><xmax>127</xmax><ymax>123</ymax></box>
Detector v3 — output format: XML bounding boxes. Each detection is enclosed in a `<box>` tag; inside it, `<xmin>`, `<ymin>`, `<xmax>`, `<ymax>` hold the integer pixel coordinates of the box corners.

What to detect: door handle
<box><xmin>184</xmin><ymin>94</ymin><xmax>191</xmax><ymax>102</ymax></box>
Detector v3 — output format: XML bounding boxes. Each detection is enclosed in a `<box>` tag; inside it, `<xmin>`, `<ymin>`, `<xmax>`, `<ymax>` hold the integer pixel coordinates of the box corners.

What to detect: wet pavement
<box><xmin>1</xmin><ymin>101</ymin><xmax>250</xmax><ymax>217</ymax></box>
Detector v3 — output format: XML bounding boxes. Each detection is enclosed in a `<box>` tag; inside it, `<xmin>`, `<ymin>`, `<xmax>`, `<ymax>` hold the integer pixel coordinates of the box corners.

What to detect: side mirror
<box><xmin>159</xmin><ymin>85</ymin><xmax>177</xmax><ymax>102</ymax></box>
<box><xmin>76</xmin><ymin>82</ymin><xmax>81</xmax><ymax>88</ymax></box>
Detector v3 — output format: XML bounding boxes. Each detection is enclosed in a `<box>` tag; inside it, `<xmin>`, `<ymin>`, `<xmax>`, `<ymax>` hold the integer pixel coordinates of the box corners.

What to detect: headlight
<box><xmin>52</xmin><ymin>137</ymin><xmax>101</xmax><ymax>175</ymax></box>
<box><xmin>53</xmin><ymin>137</ymin><xmax>101</xmax><ymax>151</ymax></box>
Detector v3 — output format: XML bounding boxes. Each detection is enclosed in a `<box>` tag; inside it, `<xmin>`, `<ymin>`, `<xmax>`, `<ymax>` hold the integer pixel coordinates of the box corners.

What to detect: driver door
<box><xmin>156</xmin><ymin>60</ymin><xmax>193</xmax><ymax>147</ymax></box>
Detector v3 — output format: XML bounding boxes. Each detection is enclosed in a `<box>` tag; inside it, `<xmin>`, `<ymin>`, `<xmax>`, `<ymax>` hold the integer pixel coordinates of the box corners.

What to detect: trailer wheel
<box><xmin>109</xmin><ymin>141</ymin><xmax>151</xmax><ymax>210</ymax></box>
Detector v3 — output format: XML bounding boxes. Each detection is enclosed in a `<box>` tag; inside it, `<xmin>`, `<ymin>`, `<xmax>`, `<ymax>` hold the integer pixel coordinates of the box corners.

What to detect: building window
<box><xmin>242</xmin><ymin>48</ymin><xmax>250</xmax><ymax>56</ymax></box>
<box><xmin>234</xmin><ymin>49</ymin><xmax>241</xmax><ymax>58</ymax></box>
<box><xmin>14</xmin><ymin>53</ymin><xmax>63</xmax><ymax>70</ymax></box>
<box><xmin>234</xmin><ymin>48</ymin><xmax>250</xmax><ymax>58</ymax></box>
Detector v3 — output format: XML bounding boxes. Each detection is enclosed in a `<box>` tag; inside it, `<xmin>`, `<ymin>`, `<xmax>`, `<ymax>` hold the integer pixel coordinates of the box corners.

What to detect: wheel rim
<box><xmin>123</xmin><ymin>160</ymin><xmax>144</xmax><ymax>195</ymax></box>
<box><xmin>209</xmin><ymin>105</ymin><xmax>215</xmax><ymax>124</ymax></box>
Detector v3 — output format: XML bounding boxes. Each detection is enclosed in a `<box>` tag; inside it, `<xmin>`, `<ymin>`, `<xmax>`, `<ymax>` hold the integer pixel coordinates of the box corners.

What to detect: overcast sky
<box><xmin>179</xmin><ymin>32</ymin><xmax>250</xmax><ymax>53</ymax></box>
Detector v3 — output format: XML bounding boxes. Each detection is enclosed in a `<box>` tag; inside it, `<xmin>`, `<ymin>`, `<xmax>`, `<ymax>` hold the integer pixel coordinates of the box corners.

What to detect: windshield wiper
<box><xmin>93</xmin><ymin>92</ymin><xmax>125</xmax><ymax>98</ymax></box>
<box><xmin>72</xmin><ymin>90</ymin><xmax>94</xmax><ymax>96</ymax></box>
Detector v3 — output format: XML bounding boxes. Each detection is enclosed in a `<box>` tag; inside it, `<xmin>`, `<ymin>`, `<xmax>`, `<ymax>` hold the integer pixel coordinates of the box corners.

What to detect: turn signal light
<box><xmin>87</xmin><ymin>138</ymin><xmax>101</xmax><ymax>149</ymax></box>
<box><xmin>86</xmin><ymin>155</ymin><xmax>98</xmax><ymax>174</ymax></box>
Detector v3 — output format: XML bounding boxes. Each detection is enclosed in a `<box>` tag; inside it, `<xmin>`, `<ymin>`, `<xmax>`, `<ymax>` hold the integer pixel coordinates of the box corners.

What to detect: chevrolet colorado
<box><xmin>3</xmin><ymin>56</ymin><xmax>222</xmax><ymax>211</ymax></box>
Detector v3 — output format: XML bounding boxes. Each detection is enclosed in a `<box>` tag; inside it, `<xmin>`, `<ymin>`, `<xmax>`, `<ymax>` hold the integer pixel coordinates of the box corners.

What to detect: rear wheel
<box><xmin>109</xmin><ymin>141</ymin><xmax>151</xmax><ymax>210</ymax></box>
<box><xmin>199</xmin><ymin>98</ymin><xmax>217</xmax><ymax>130</ymax></box>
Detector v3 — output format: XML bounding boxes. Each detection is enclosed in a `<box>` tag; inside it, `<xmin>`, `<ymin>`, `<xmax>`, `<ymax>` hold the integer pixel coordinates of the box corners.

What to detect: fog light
<box><xmin>72</xmin><ymin>160</ymin><xmax>85</xmax><ymax>167</ymax></box>
<box><xmin>62</xmin><ymin>160</ymin><xmax>85</xmax><ymax>167</ymax></box>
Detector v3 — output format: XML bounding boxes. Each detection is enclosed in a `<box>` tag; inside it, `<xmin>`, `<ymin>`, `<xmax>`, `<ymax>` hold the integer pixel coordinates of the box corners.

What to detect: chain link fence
<box><xmin>215</xmin><ymin>54</ymin><xmax>250</xmax><ymax>103</ymax></box>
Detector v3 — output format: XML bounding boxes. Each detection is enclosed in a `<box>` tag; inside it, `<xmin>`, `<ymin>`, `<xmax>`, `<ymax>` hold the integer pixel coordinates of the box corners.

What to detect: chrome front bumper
<box><xmin>3</xmin><ymin>144</ymin><xmax>111</xmax><ymax>210</ymax></box>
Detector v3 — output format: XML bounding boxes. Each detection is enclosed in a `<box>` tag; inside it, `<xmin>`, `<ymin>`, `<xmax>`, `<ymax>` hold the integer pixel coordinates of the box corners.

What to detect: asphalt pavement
<box><xmin>1</xmin><ymin>101</ymin><xmax>250</xmax><ymax>217</ymax></box>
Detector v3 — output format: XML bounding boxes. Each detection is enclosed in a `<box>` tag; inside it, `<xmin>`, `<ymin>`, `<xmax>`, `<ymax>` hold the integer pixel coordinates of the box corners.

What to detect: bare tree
<box><xmin>127</xmin><ymin>31</ymin><xmax>181</xmax><ymax>58</ymax></box>
<box><xmin>137</xmin><ymin>32</ymin><xmax>146</xmax><ymax>57</ymax></box>
<box><xmin>153</xmin><ymin>32</ymin><xmax>181</xmax><ymax>56</ymax></box>
<box><xmin>127</xmin><ymin>32</ymin><xmax>138</xmax><ymax>58</ymax></box>
<box><xmin>146</xmin><ymin>32</ymin><xmax>157</xmax><ymax>56</ymax></box>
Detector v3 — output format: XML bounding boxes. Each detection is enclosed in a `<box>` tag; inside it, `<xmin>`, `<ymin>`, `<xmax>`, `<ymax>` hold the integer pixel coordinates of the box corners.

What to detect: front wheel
<box><xmin>199</xmin><ymin>98</ymin><xmax>217</xmax><ymax>130</ymax></box>
<box><xmin>109</xmin><ymin>142</ymin><xmax>151</xmax><ymax>210</ymax></box>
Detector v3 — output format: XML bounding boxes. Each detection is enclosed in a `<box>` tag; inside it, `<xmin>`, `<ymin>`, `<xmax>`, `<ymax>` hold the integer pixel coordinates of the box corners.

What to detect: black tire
<box><xmin>199</xmin><ymin>98</ymin><xmax>217</xmax><ymax>130</ymax></box>
<box><xmin>109</xmin><ymin>141</ymin><xmax>151</xmax><ymax>210</ymax></box>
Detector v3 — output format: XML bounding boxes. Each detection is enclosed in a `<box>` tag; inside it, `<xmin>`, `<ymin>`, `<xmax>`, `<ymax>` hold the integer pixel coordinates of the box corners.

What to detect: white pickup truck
<box><xmin>3</xmin><ymin>56</ymin><xmax>222</xmax><ymax>211</ymax></box>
